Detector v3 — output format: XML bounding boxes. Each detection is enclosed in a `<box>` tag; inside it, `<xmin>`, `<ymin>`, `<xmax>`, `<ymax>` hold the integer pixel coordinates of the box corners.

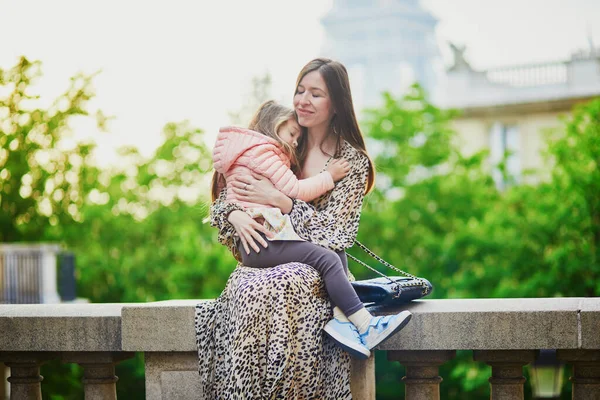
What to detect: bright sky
<box><xmin>1</xmin><ymin>0</ymin><xmax>599</xmax><ymax>166</ymax></box>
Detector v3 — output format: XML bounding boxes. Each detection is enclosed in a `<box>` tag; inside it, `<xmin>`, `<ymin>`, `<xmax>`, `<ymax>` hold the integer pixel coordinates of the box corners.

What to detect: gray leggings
<box><xmin>238</xmin><ymin>237</ymin><xmax>364</xmax><ymax>316</ymax></box>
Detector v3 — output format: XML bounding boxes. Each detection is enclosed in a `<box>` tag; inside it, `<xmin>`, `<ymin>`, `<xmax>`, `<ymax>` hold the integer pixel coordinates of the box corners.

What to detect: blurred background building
<box><xmin>321</xmin><ymin>0</ymin><xmax>442</xmax><ymax>111</ymax></box>
<box><xmin>321</xmin><ymin>0</ymin><xmax>600</xmax><ymax>187</ymax></box>
<box><xmin>0</xmin><ymin>243</ymin><xmax>79</xmax><ymax>304</ymax></box>
<box><xmin>445</xmin><ymin>44</ymin><xmax>600</xmax><ymax>187</ymax></box>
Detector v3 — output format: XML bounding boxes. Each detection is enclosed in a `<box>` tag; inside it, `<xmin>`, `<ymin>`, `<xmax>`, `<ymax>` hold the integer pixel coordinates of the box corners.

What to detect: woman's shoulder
<box><xmin>341</xmin><ymin>140</ymin><xmax>369</xmax><ymax>167</ymax></box>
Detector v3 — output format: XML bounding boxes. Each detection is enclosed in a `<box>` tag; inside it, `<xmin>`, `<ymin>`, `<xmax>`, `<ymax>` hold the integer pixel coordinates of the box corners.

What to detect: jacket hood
<box><xmin>212</xmin><ymin>126</ymin><xmax>284</xmax><ymax>173</ymax></box>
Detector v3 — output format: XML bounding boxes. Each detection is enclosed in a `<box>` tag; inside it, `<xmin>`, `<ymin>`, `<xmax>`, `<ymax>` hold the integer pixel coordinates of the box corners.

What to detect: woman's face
<box><xmin>277</xmin><ymin>118</ymin><xmax>302</xmax><ymax>148</ymax></box>
<box><xmin>293</xmin><ymin>70</ymin><xmax>334</xmax><ymax>129</ymax></box>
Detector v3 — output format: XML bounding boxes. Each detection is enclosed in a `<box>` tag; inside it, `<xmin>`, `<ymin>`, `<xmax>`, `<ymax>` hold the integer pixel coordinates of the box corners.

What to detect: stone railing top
<box><xmin>1</xmin><ymin>298</ymin><xmax>599</xmax><ymax>353</ymax></box>
<box><xmin>0</xmin><ymin>303</ymin><xmax>127</xmax><ymax>352</ymax></box>
<box><xmin>121</xmin><ymin>298</ymin><xmax>600</xmax><ymax>352</ymax></box>
<box><xmin>121</xmin><ymin>300</ymin><xmax>205</xmax><ymax>352</ymax></box>
<box><xmin>374</xmin><ymin>298</ymin><xmax>598</xmax><ymax>351</ymax></box>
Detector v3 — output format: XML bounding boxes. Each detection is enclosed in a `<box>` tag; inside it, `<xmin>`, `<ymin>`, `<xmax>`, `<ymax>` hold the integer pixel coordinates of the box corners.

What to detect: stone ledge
<box><xmin>0</xmin><ymin>303</ymin><xmax>126</xmax><ymax>352</ymax></box>
<box><xmin>2</xmin><ymin>298</ymin><xmax>599</xmax><ymax>353</ymax></box>
<box><xmin>121</xmin><ymin>300</ymin><xmax>207</xmax><ymax>352</ymax></box>
<box><xmin>122</xmin><ymin>298</ymin><xmax>597</xmax><ymax>352</ymax></box>
<box><xmin>580</xmin><ymin>298</ymin><xmax>600</xmax><ymax>349</ymax></box>
<box><xmin>374</xmin><ymin>298</ymin><xmax>584</xmax><ymax>351</ymax></box>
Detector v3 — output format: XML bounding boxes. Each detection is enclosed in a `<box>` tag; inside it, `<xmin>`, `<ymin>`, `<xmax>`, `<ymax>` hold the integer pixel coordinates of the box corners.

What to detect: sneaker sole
<box><xmin>365</xmin><ymin>311</ymin><xmax>412</xmax><ymax>350</ymax></box>
<box><xmin>323</xmin><ymin>325</ymin><xmax>371</xmax><ymax>359</ymax></box>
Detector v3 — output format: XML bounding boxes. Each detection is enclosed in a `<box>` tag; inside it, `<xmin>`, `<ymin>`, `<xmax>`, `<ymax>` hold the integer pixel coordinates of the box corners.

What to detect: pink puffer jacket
<box><xmin>213</xmin><ymin>127</ymin><xmax>334</xmax><ymax>209</ymax></box>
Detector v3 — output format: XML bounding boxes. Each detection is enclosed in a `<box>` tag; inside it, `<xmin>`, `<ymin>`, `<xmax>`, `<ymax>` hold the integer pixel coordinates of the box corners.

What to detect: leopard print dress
<box><xmin>195</xmin><ymin>141</ymin><xmax>370</xmax><ymax>399</ymax></box>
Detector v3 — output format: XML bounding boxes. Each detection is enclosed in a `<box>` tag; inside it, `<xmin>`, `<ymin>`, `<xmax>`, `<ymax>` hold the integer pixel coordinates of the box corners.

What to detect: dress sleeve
<box><xmin>288</xmin><ymin>153</ymin><xmax>370</xmax><ymax>252</ymax></box>
<box><xmin>210</xmin><ymin>187</ymin><xmax>244</xmax><ymax>255</ymax></box>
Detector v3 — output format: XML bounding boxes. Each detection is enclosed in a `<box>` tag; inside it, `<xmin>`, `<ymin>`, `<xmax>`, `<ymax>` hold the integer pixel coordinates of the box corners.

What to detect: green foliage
<box><xmin>1</xmin><ymin>57</ymin><xmax>234</xmax><ymax>398</ymax></box>
<box><xmin>356</xmin><ymin>85</ymin><xmax>599</xmax><ymax>399</ymax></box>
<box><xmin>0</xmin><ymin>57</ymin><xmax>102</xmax><ymax>242</ymax></box>
<box><xmin>52</xmin><ymin>120</ymin><xmax>233</xmax><ymax>304</ymax></box>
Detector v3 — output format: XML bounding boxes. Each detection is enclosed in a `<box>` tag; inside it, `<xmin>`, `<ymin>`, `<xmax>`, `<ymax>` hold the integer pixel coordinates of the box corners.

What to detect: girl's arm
<box><xmin>288</xmin><ymin>152</ymin><xmax>370</xmax><ymax>252</ymax></box>
<box><xmin>251</xmin><ymin>146</ymin><xmax>335</xmax><ymax>202</ymax></box>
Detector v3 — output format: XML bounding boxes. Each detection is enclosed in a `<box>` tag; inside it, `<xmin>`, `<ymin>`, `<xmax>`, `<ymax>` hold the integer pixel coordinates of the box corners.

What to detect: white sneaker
<box><xmin>359</xmin><ymin>311</ymin><xmax>412</xmax><ymax>350</ymax></box>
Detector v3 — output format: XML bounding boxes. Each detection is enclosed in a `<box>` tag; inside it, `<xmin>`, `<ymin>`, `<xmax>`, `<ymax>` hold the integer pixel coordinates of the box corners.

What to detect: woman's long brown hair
<box><xmin>294</xmin><ymin>58</ymin><xmax>375</xmax><ymax>194</ymax></box>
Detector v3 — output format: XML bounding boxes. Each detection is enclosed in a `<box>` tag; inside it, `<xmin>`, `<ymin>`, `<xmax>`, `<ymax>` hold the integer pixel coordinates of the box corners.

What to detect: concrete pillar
<box><xmin>6</xmin><ymin>362</ymin><xmax>43</xmax><ymax>400</ymax></box>
<box><xmin>350</xmin><ymin>356</ymin><xmax>375</xmax><ymax>400</ymax></box>
<box><xmin>144</xmin><ymin>352</ymin><xmax>203</xmax><ymax>400</ymax></box>
<box><xmin>0</xmin><ymin>352</ymin><xmax>53</xmax><ymax>400</ymax></box>
<box><xmin>81</xmin><ymin>363</ymin><xmax>118</xmax><ymax>400</ymax></box>
<box><xmin>388</xmin><ymin>350</ymin><xmax>456</xmax><ymax>400</ymax></box>
<box><xmin>40</xmin><ymin>245</ymin><xmax>61</xmax><ymax>304</ymax></box>
<box><xmin>473</xmin><ymin>350</ymin><xmax>535</xmax><ymax>400</ymax></box>
<box><xmin>557</xmin><ymin>349</ymin><xmax>600</xmax><ymax>400</ymax></box>
<box><xmin>62</xmin><ymin>352</ymin><xmax>134</xmax><ymax>400</ymax></box>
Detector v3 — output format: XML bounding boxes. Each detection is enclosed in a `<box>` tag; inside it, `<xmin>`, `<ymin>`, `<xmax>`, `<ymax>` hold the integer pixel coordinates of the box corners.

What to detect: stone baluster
<box><xmin>388</xmin><ymin>350</ymin><xmax>456</xmax><ymax>400</ymax></box>
<box><xmin>0</xmin><ymin>352</ymin><xmax>54</xmax><ymax>400</ymax></box>
<box><xmin>62</xmin><ymin>352</ymin><xmax>134</xmax><ymax>400</ymax></box>
<box><xmin>557</xmin><ymin>349</ymin><xmax>600</xmax><ymax>400</ymax></box>
<box><xmin>473</xmin><ymin>350</ymin><xmax>535</xmax><ymax>400</ymax></box>
<box><xmin>350</xmin><ymin>356</ymin><xmax>376</xmax><ymax>400</ymax></box>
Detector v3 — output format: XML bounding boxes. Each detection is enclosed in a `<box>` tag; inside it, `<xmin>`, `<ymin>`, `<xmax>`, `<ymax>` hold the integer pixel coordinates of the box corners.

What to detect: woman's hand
<box><xmin>231</xmin><ymin>172</ymin><xmax>294</xmax><ymax>213</ymax></box>
<box><xmin>227</xmin><ymin>210</ymin><xmax>274</xmax><ymax>255</ymax></box>
<box><xmin>231</xmin><ymin>173</ymin><xmax>280</xmax><ymax>207</ymax></box>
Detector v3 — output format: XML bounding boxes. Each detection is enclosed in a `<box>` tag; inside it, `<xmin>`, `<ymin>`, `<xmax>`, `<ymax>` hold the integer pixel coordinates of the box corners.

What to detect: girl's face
<box><xmin>277</xmin><ymin>118</ymin><xmax>302</xmax><ymax>149</ymax></box>
<box><xmin>293</xmin><ymin>70</ymin><xmax>334</xmax><ymax>129</ymax></box>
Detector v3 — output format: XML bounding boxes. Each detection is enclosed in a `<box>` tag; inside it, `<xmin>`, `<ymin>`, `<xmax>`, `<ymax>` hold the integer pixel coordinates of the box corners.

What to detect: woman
<box><xmin>196</xmin><ymin>58</ymin><xmax>392</xmax><ymax>399</ymax></box>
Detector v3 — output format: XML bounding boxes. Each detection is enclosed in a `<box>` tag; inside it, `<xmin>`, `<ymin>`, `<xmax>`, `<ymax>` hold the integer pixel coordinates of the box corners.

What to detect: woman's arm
<box><xmin>230</xmin><ymin>172</ymin><xmax>294</xmax><ymax>213</ymax></box>
<box><xmin>271</xmin><ymin>190</ymin><xmax>294</xmax><ymax>214</ymax></box>
<box><xmin>289</xmin><ymin>153</ymin><xmax>370</xmax><ymax>252</ymax></box>
<box><xmin>210</xmin><ymin>187</ymin><xmax>274</xmax><ymax>256</ymax></box>
<box><xmin>231</xmin><ymin>151</ymin><xmax>369</xmax><ymax>249</ymax></box>
<box><xmin>210</xmin><ymin>187</ymin><xmax>244</xmax><ymax>251</ymax></box>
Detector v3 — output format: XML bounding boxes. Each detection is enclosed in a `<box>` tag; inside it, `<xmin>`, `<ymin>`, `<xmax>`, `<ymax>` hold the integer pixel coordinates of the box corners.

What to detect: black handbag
<box><xmin>347</xmin><ymin>241</ymin><xmax>433</xmax><ymax>306</ymax></box>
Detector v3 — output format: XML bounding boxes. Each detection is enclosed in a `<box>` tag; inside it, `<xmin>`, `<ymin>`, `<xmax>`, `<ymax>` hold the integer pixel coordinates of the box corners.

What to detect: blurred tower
<box><xmin>321</xmin><ymin>0</ymin><xmax>441</xmax><ymax>110</ymax></box>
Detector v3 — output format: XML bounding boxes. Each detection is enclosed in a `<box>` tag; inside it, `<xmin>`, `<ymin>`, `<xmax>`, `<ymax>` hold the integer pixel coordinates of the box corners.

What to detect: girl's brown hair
<box><xmin>210</xmin><ymin>100</ymin><xmax>299</xmax><ymax>201</ymax></box>
<box><xmin>294</xmin><ymin>58</ymin><xmax>375</xmax><ymax>194</ymax></box>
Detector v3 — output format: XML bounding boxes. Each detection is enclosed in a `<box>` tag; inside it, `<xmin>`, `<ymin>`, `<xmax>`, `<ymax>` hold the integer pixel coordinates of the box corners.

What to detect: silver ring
<box><xmin>244</xmin><ymin>184</ymin><xmax>248</xmax><ymax>191</ymax></box>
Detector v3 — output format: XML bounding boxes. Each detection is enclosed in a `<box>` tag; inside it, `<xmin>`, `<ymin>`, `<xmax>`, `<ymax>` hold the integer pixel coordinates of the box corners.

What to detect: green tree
<box><xmin>55</xmin><ymin>120</ymin><xmax>234</xmax><ymax>304</ymax></box>
<box><xmin>357</xmin><ymin>86</ymin><xmax>599</xmax><ymax>399</ymax></box>
<box><xmin>0</xmin><ymin>57</ymin><xmax>106</xmax><ymax>242</ymax></box>
<box><xmin>41</xmin><ymin>121</ymin><xmax>233</xmax><ymax>400</ymax></box>
<box><xmin>1</xmin><ymin>57</ymin><xmax>236</xmax><ymax>399</ymax></box>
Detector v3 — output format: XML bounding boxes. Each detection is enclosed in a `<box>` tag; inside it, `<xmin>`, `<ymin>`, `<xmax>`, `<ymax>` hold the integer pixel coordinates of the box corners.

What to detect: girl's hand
<box><xmin>231</xmin><ymin>172</ymin><xmax>280</xmax><ymax>207</ymax></box>
<box><xmin>326</xmin><ymin>158</ymin><xmax>351</xmax><ymax>182</ymax></box>
<box><xmin>227</xmin><ymin>210</ymin><xmax>274</xmax><ymax>255</ymax></box>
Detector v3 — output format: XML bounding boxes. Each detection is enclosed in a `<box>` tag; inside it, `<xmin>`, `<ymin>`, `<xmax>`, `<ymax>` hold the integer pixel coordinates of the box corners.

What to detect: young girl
<box><xmin>212</xmin><ymin>100</ymin><xmax>410</xmax><ymax>359</ymax></box>
<box><xmin>213</xmin><ymin>100</ymin><xmax>350</xmax><ymax>248</ymax></box>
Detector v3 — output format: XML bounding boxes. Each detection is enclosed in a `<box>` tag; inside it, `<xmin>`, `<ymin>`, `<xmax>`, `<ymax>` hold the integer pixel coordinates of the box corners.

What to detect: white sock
<box><xmin>347</xmin><ymin>308</ymin><xmax>373</xmax><ymax>334</ymax></box>
<box><xmin>333</xmin><ymin>306</ymin><xmax>350</xmax><ymax>322</ymax></box>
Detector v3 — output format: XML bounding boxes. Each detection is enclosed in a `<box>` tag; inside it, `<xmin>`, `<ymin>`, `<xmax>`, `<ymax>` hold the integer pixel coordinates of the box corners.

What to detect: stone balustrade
<box><xmin>1</xmin><ymin>297</ymin><xmax>599</xmax><ymax>399</ymax></box>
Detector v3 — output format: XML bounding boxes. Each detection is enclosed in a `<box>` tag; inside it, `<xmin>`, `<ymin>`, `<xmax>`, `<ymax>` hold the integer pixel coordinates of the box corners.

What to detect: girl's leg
<box><xmin>240</xmin><ymin>239</ymin><xmax>364</xmax><ymax>316</ymax></box>
<box><xmin>336</xmin><ymin>250</ymin><xmax>349</xmax><ymax>276</ymax></box>
<box><xmin>239</xmin><ymin>239</ymin><xmax>412</xmax><ymax>357</ymax></box>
